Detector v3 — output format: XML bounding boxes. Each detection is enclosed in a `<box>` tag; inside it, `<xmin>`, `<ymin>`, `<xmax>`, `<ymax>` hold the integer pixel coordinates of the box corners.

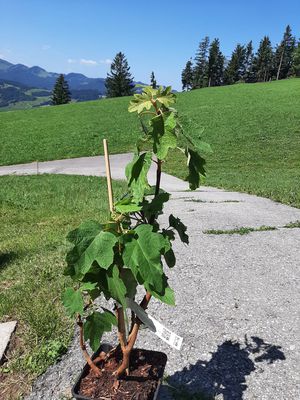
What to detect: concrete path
<box><xmin>1</xmin><ymin>155</ymin><xmax>300</xmax><ymax>399</ymax></box>
<box><xmin>0</xmin><ymin>153</ymin><xmax>188</xmax><ymax>192</ymax></box>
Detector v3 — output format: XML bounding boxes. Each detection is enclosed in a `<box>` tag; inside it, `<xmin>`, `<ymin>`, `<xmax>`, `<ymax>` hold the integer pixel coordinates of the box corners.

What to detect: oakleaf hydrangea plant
<box><xmin>62</xmin><ymin>86</ymin><xmax>210</xmax><ymax>380</ymax></box>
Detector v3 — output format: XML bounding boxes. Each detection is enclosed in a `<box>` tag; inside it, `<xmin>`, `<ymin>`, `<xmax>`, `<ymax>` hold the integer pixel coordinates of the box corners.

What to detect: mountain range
<box><xmin>0</xmin><ymin>58</ymin><xmax>106</xmax><ymax>94</ymax></box>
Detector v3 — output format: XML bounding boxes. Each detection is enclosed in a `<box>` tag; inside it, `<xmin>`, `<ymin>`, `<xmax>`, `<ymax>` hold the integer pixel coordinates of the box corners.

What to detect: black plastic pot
<box><xmin>72</xmin><ymin>345</ymin><xmax>167</xmax><ymax>400</ymax></box>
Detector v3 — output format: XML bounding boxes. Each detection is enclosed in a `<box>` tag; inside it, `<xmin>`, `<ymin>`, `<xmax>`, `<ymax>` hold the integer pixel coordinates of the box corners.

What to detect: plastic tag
<box><xmin>126</xmin><ymin>298</ymin><xmax>183</xmax><ymax>350</ymax></box>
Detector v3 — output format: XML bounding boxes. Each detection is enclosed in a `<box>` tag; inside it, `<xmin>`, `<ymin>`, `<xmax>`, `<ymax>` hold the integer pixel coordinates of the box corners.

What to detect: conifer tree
<box><xmin>51</xmin><ymin>74</ymin><xmax>71</xmax><ymax>105</ymax></box>
<box><xmin>207</xmin><ymin>38</ymin><xmax>224</xmax><ymax>87</ymax></box>
<box><xmin>244</xmin><ymin>41</ymin><xmax>255</xmax><ymax>82</ymax></box>
<box><xmin>224</xmin><ymin>44</ymin><xmax>246</xmax><ymax>84</ymax></box>
<box><xmin>150</xmin><ymin>71</ymin><xmax>157</xmax><ymax>89</ymax></box>
<box><xmin>275</xmin><ymin>25</ymin><xmax>296</xmax><ymax>80</ymax></box>
<box><xmin>292</xmin><ymin>41</ymin><xmax>300</xmax><ymax>77</ymax></box>
<box><xmin>193</xmin><ymin>36</ymin><xmax>210</xmax><ymax>88</ymax></box>
<box><xmin>253</xmin><ymin>36</ymin><xmax>274</xmax><ymax>82</ymax></box>
<box><xmin>105</xmin><ymin>52</ymin><xmax>134</xmax><ymax>97</ymax></box>
<box><xmin>181</xmin><ymin>60</ymin><xmax>194</xmax><ymax>91</ymax></box>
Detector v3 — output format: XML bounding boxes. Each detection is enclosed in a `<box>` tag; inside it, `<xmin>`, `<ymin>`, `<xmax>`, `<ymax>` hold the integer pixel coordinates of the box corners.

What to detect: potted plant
<box><xmin>62</xmin><ymin>86</ymin><xmax>209</xmax><ymax>399</ymax></box>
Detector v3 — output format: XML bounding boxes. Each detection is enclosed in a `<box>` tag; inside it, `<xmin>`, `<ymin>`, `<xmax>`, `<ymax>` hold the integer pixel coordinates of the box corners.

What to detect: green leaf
<box><xmin>156</xmin><ymin>86</ymin><xmax>176</xmax><ymax>108</ymax></box>
<box><xmin>62</xmin><ymin>287</ymin><xmax>84</xmax><ymax>317</ymax></box>
<box><xmin>106</xmin><ymin>265</ymin><xmax>127</xmax><ymax>308</ymax></box>
<box><xmin>120</xmin><ymin>268</ymin><xmax>137</xmax><ymax>299</ymax></box>
<box><xmin>114</xmin><ymin>197</ymin><xmax>142</xmax><ymax>213</ymax></box>
<box><xmin>73</xmin><ymin>231</ymin><xmax>118</xmax><ymax>279</ymax></box>
<box><xmin>80</xmin><ymin>282</ymin><xmax>98</xmax><ymax>292</ymax></box>
<box><xmin>183</xmin><ymin>132</ymin><xmax>213</xmax><ymax>154</ymax></box>
<box><xmin>65</xmin><ymin>221</ymin><xmax>103</xmax><ymax>277</ymax></box>
<box><xmin>125</xmin><ymin>152</ymin><xmax>152</xmax><ymax>202</ymax></box>
<box><xmin>145</xmin><ymin>278</ymin><xmax>175</xmax><ymax>305</ymax></box>
<box><xmin>185</xmin><ymin>148</ymin><xmax>206</xmax><ymax>190</ymax></box>
<box><xmin>152</xmin><ymin>113</ymin><xmax>177</xmax><ymax>160</ymax></box>
<box><xmin>84</xmin><ymin>311</ymin><xmax>117</xmax><ymax>352</ymax></box>
<box><xmin>122</xmin><ymin>224</ymin><xmax>166</xmax><ymax>293</ymax></box>
<box><xmin>169</xmin><ymin>214</ymin><xmax>189</xmax><ymax>244</ymax></box>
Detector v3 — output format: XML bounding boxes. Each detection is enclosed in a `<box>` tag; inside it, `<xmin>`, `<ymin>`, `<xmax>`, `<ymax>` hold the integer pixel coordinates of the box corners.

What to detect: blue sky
<box><xmin>0</xmin><ymin>0</ymin><xmax>299</xmax><ymax>89</ymax></box>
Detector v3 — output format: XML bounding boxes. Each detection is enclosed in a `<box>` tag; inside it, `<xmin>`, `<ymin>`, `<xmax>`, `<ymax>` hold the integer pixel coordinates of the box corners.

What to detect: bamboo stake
<box><xmin>103</xmin><ymin>139</ymin><xmax>114</xmax><ymax>213</ymax></box>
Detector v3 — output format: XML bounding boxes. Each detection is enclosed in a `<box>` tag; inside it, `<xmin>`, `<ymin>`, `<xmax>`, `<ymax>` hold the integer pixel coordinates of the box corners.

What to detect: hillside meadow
<box><xmin>0</xmin><ymin>79</ymin><xmax>299</xmax><ymax>207</ymax></box>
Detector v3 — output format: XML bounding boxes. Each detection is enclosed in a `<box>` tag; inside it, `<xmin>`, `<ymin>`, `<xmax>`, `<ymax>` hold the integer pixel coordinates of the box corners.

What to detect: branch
<box><xmin>77</xmin><ymin>316</ymin><xmax>101</xmax><ymax>377</ymax></box>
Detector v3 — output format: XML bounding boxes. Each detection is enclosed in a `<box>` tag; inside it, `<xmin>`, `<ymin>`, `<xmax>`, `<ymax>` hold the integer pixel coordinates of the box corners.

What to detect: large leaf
<box><xmin>185</xmin><ymin>148</ymin><xmax>207</xmax><ymax>190</ymax></box>
<box><xmin>122</xmin><ymin>224</ymin><xmax>166</xmax><ymax>293</ymax></box>
<box><xmin>65</xmin><ymin>221</ymin><xmax>103</xmax><ymax>277</ymax></box>
<box><xmin>169</xmin><ymin>214</ymin><xmax>189</xmax><ymax>244</ymax></box>
<box><xmin>73</xmin><ymin>231</ymin><xmax>118</xmax><ymax>279</ymax></box>
<box><xmin>62</xmin><ymin>287</ymin><xmax>84</xmax><ymax>317</ymax></box>
<box><xmin>125</xmin><ymin>152</ymin><xmax>152</xmax><ymax>202</ymax></box>
<box><xmin>84</xmin><ymin>310</ymin><xmax>117</xmax><ymax>352</ymax></box>
<box><xmin>152</xmin><ymin>112</ymin><xmax>177</xmax><ymax>160</ymax></box>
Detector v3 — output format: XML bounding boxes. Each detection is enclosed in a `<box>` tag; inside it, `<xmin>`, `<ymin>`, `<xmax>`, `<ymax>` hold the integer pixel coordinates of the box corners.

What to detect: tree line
<box><xmin>182</xmin><ymin>25</ymin><xmax>300</xmax><ymax>90</ymax></box>
<box><xmin>51</xmin><ymin>24</ymin><xmax>300</xmax><ymax>105</ymax></box>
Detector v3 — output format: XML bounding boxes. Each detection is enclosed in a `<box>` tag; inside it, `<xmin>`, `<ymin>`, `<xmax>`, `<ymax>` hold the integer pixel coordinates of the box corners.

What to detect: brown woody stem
<box><xmin>77</xmin><ymin>316</ymin><xmax>101</xmax><ymax>376</ymax></box>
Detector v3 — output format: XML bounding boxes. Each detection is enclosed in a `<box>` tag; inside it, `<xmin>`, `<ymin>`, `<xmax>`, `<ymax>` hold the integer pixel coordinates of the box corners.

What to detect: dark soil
<box><xmin>77</xmin><ymin>348</ymin><xmax>167</xmax><ymax>400</ymax></box>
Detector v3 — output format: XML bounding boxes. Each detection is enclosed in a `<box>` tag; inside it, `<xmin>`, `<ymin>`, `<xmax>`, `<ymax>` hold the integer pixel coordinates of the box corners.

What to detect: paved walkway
<box><xmin>1</xmin><ymin>155</ymin><xmax>300</xmax><ymax>399</ymax></box>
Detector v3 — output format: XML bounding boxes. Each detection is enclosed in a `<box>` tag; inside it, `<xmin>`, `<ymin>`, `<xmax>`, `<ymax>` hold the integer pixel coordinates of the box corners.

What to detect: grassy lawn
<box><xmin>0</xmin><ymin>79</ymin><xmax>299</xmax><ymax>208</ymax></box>
<box><xmin>0</xmin><ymin>175</ymin><xmax>127</xmax><ymax>399</ymax></box>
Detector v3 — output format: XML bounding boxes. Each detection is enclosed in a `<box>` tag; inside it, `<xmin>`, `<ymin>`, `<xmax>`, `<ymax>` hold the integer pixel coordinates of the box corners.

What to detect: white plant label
<box><xmin>126</xmin><ymin>298</ymin><xmax>183</xmax><ymax>350</ymax></box>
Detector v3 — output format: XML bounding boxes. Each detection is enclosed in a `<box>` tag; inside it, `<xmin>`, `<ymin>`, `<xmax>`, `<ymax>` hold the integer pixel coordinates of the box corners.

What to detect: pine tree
<box><xmin>181</xmin><ymin>60</ymin><xmax>194</xmax><ymax>91</ymax></box>
<box><xmin>193</xmin><ymin>36</ymin><xmax>210</xmax><ymax>88</ymax></box>
<box><xmin>224</xmin><ymin>44</ymin><xmax>246</xmax><ymax>84</ymax></box>
<box><xmin>207</xmin><ymin>38</ymin><xmax>224</xmax><ymax>87</ymax></box>
<box><xmin>292</xmin><ymin>41</ymin><xmax>300</xmax><ymax>77</ymax></box>
<box><xmin>275</xmin><ymin>25</ymin><xmax>296</xmax><ymax>80</ymax></box>
<box><xmin>244</xmin><ymin>41</ymin><xmax>255</xmax><ymax>82</ymax></box>
<box><xmin>253</xmin><ymin>36</ymin><xmax>274</xmax><ymax>82</ymax></box>
<box><xmin>51</xmin><ymin>74</ymin><xmax>71</xmax><ymax>105</ymax></box>
<box><xmin>105</xmin><ymin>52</ymin><xmax>134</xmax><ymax>97</ymax></box>
<box><xmin>150</xmin><ymin>71</ymin><xmax>157</xmax><ymax>89</ymax></box>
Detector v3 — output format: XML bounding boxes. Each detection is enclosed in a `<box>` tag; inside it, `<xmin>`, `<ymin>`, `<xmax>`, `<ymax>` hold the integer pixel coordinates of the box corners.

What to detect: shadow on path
<box><xmin>165</xmin><ymin>336</ymin><xmax>285</xmax><ymax>400</ymax></box>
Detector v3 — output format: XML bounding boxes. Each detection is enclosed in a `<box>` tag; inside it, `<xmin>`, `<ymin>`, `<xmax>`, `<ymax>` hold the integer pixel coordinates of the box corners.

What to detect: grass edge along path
<box><xmin>0</xmin><ymin>174</ymin><xmax>127</xmax><ymax>400</ymax></box>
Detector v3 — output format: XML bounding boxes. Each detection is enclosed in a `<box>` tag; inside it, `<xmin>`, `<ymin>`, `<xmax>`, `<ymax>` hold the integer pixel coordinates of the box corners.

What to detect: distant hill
<box><xmin>0</xmin><ymin>79</ymin><xmax>51</xmax><ymax>109</ymax></box>
<box><xmin>0</xmin><ymin>59</ymin><xmax>106</xmax><ymax>94</ymax></box>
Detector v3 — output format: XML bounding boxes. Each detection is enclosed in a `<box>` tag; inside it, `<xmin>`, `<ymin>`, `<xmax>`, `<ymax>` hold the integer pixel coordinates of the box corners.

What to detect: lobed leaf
<box><xmin>125</xmin><ymin>152</ymin><xmax>152</xmax><ymax>202</ymax></box>
<box><xmin>62</xmin><ymin>287</ymin><xmax>84</xmax><ymax>318</ymax></box>
<box><xmin>84</xmin><ymin>310</ymin><xmax>117</xmax><ymax>352</ymax></box>
<box><xmin>185</xmin><ymin>148</ymin><xmax>207</xmax><ymax>190</ymax></box>
<box><xmin>122</xmin><ymin>224</ymin><xmax>166</xmax><ymax>293</ymax></box>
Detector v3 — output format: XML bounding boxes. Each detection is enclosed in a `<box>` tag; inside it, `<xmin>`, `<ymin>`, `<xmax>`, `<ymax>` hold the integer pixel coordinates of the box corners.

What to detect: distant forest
<box><xmin>181</xmin><ymin>25</ymin><xmax>300</xmax><ymax>90</ymax></box>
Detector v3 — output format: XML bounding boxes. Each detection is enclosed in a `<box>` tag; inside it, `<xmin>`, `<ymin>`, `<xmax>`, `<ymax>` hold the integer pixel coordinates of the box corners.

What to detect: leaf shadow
<box><xmin>160</xmin><ymin>336</ymin><xmax>285</xmax><ymax>400</ymax></box>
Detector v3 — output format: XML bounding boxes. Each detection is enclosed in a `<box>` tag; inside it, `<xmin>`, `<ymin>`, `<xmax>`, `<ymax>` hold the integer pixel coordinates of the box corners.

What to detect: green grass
<box><xmin>0</xmin><ymin>174</ymin><xmax>127</xmax><ymax>399</ymax></box>
<box><xmin>203</xmin><ymin>226</ymin><xmax>277</xmax><ymax>235</ymax></box>
<box><xmin>283</xmin><ymin>220</ymin><xmax>300</xmax><ymax>228</ymax></box>
<box><xmin>0</xmin><ymin>79</ymin><xmax>300</xmax><ymax>207</ymax></box>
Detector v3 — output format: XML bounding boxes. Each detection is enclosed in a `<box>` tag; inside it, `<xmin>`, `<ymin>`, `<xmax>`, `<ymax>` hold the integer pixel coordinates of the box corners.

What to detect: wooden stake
<box><xmin>103</xmin><ymin>139</ymin><xmax>114</xmax><ymax>213</ymax></box>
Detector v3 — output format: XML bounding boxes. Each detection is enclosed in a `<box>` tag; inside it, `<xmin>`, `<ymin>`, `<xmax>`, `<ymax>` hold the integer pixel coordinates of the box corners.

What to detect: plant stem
<box><xmin>77</xmin><ymin>316</ymin><xmax>101</xmax><ymax>376</ymax></box>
